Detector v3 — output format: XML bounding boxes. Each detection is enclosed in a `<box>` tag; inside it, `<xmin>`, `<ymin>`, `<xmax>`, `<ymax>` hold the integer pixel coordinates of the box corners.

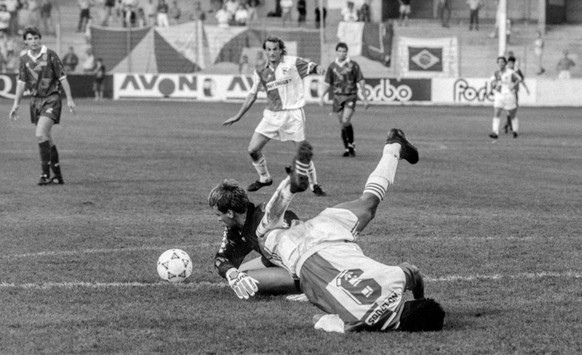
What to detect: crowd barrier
<box><xmin>1</xmin><ymin>73</ymin><xmax>581</xmax><ymax>106</ymax></box>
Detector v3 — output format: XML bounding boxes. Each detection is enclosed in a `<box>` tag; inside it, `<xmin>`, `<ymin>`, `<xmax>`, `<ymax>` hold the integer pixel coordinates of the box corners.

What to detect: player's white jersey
<box><xmin>492</xmin><ymin>68</ymin><xmax>519</xmax><ymax>95</ymax></box>
<box><xmin>250</xmin><ymin>55</ymin><xmax>317</xmax><ymax>111</ymax></box>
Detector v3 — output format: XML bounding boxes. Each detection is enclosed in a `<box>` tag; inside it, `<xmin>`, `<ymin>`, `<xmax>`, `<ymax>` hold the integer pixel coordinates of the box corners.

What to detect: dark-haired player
<box><xmin>9</xmin><ymin>27</ymin><xmax>76</xmax><ymax>185</ymax></box>
<box><xmin>223</xmin><ymin>36</ymin><xmax>327</xmax><ymax>196</ymax></box>
<box><xmin>251</xmin><ymin>129</ymin><xmax>444</xmax><ymax>332</ymax></box>
<box><xmin>489</xmin><ymin>56</ymin><xmax>522</xmax><ymax>139</ymax></box>
<box><xmin>320</xmin><ymin>42</ymin><xmax>369</xmax><ymax>157</ymax></box>
<box><xmin>208</xmin><ymin>179</ymin><xmax>302</xmax><ymax>299</ymax></box>
<box><xmin>503</xmin><ymin>56</ymin><xmax>529</xmax><ymax>138</ymax></box>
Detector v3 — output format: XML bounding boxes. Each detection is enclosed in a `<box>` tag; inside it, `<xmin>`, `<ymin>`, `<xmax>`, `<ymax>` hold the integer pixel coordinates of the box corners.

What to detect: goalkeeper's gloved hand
<box><xmin>226</xmin><ymin>268</ymin><xmax>259</xmax><ymax>299</ymax></box>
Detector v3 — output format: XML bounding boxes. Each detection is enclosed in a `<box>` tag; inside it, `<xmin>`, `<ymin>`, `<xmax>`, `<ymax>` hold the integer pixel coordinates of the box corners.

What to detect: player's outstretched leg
<box><xmin>385</xmin><ymin>128</ymin><xmax>419</xmax><ymax>164</ymax></box>
<box><xmin>289</xmin><ymin>141</ymin><xmax>313</xmax><ymax>193</ymax></box>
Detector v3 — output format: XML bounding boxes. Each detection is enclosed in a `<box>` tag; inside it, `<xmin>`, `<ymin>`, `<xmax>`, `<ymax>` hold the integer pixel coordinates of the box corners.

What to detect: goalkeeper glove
<box><xmin>226</xmin><ymin>268</ymin><xmax>259</xmax><ymax>299</ymax></box>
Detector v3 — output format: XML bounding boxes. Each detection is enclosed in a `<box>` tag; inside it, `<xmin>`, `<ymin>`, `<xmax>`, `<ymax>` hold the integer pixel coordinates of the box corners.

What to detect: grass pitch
<box><xmin>0</xmin><ymin>100</ymin><xmax>581</xmax><ymax>354</ymax></box>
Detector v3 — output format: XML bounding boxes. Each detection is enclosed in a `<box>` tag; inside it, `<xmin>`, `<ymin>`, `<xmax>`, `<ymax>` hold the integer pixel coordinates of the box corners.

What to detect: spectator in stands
<box><xmin>341</xmin><ymin>1</ymin><xmax>358</xmax><ymax>22</ymax></box>
<box><xmin>556</xmin><ymin>49</ymin><xmax>575</xmax><ymax>80</ymax></box>
<box><xmin>62</xmin><ymin>46</ymin><xmax>79</xmax><ymax>73</ymax></box>
<box><xmin>82</xmin><ymin>47</ymin><xmax>96</xmax><ymax>74</ymax></box>
<box><xmin>216</xmin><ymin>4</ymin><xmax>230</xmax><ymax>28</ymax></box>
<box><xmin>234</xmin><ymin>3</ymin><xmax>249</xmax><ymax>26</ymax></box>
<box><xmin>5</xmin><ymin>0</ymin><xmax>18</xmax><ymax>36</ymax></box>
<box><xmin>359</xmin><ymin>0</ymin><xmax>371</xmax><ymax>22</ymax></box>
<box><xmin>28</xmin><ymin>0</ymin><xmax>41</xmax><ymax>28</ymax></box>
<box><xmin>18</xmin><ymin>1</ymin><xmax>33</xmax><ymax>35</ymax></box>
<box><xmin>77</xmin><ymin>0</ymin><xmax>91</xmax><ymax>33</ymax></box>
<box><xmin>467</xmin><ymin>0</ymin><xmax>481</xmax><ymax>30</ymax></box>
<box><xmin>144</xmin><ymin>0</ymin><xmax>157</xmax><ymax>26</ymax></box>
<box><xmin>122</xmin><ymin>0</ymin><xmax>138</xmax><ymax>28</ymax></box>
<box><xmin>156</xmin><ymin>0</ymin><xmax>170</xmax><ymax>27</ymax></box>
<box><xmin>225</xmin><ymin>0</ymin><xmax>238</xmax><ymax>23</ymax></box>
<box><xmin>534</xmin><ymin>30</ymin><xmax>545</xmax><ymax>75</ymax></box>
<box><xmin>297</xmin><ymin>0</ymin><xmax>306</xmax><ymax>24</ymax></box>
<box><xmin>103</xmin><ymin>0</ymin><xmax>116</xmax><ymax>26</ymax></box>
<box><xmin>489</xmin><ymin>0</ymin><xmax>501</xmax><ymax>38</ymax></box>
<box><xmin>0</xmin><ymin>5</ymin><xmax>11</xmax><ymax>35</ymax></box>
<box><xmin>190</xmin><ymin>0</ymin><xmax>206</xmax><ymax>22</ymax></box>
<box><xmin>93</xmin><ymin>58</ymin><xmax>106</xmax><ymax>101</ymax></box>
<box><xmin>438</xmin><ymin>0</ymin><xmax>451</xmax><ymax>28</ymax></box>
<box><xmin>314</xmin><ymin>0</ymin><xmax>327</xmax><ymax>29</ymax></box>
<box><xmin>280</xmin><ymin>0</ymin><xmax>292</xmax><ymax>27</ymax></box>
<box><xmin>39</xmin><ymin>0</ymin><xmax>54</xmax><ymax>36</ymax></box>
<box><xmin>399</xmin><ymin>0</ymin><xmax>411</xmax><ymax>26</ymax></box>
<box><xmin>246</xmin><ymin>0</ymin><xmax>258</xmax><ymax>26</ymax></box>
<box><xmin>136</xmin><ymin>6</ymin><xmax>146</xmax><ymax>27</ymax></box>
<box><xmin>169</xmin><ymin>0</ymin><xmax>181</xmax><ymax>25</ymax></box>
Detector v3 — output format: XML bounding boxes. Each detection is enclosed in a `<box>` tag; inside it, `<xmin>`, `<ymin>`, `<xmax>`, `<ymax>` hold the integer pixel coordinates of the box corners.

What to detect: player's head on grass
<box><xmin>398</xmin><ymin>298</ymin><xmax>445</xmax><ymax>332</ymax></box>
<box><xmin>208</xmin><ymin>179</ymin><xmax>250</xmax><ymax>228</ymax></box>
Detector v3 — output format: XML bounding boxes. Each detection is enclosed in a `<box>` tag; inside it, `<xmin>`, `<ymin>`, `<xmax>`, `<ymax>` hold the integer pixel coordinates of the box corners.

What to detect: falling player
<box><xmin>9</xmin><ymin>26</ymin><xmax>76</xmax><ymax>185</ymax></box>
<box><xmin>489</xmin><ymin>56</ymin><xmax>522</xmax><ymax>139</ymax></box>
<box><xmin>319</xmin><ymin>42</ymin><xmax>369</xmax><ymax>157</ymax></box>
<box><xmin>223</xmin><ymin>36</ymin><xmax>326</xmax><ymax>196</ymax></box>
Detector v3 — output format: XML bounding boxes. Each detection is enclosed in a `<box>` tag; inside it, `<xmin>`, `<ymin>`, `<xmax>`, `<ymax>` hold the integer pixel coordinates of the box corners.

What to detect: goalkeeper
<box><xmin>208</xmin><ymin>180</ymin><xmax>302</xmax><ymax>299</ymax></box>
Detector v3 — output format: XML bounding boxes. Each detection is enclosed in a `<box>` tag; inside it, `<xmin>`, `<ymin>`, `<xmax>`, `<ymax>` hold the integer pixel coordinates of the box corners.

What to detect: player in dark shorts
<box><xmin>320</xmin><ymin>42</ymin><xmax>369</xmax><ymax>157</ymax></box>
<box><xmin>9</xmin><ymin>27</ymin><xmax>76</xmax><ymax>185</ymax></box>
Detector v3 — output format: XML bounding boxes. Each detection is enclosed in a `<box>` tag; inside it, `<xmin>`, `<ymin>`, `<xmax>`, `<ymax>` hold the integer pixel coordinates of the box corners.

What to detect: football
<box><xmin>157</xmin><ymin>249</ymin><xmax>193</xmax><ymax>283</ymax></box>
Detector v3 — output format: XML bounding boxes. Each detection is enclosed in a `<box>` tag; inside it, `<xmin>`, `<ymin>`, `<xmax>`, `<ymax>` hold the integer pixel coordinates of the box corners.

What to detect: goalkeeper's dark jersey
<box><xmin>214</xmin><ymin>202</ymin><xmax>298</xmax><ymax>279</ymax></box>
<box><xmin>17</xmin><ymin>45</ymin><xmax>66</xmax><ymax>98</ymax></box>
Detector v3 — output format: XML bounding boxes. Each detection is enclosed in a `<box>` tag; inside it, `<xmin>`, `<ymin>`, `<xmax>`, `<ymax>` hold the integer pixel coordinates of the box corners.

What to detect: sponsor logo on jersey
<box><xmin>364</xmin><ymin>292</ymin><xmax>401</xmax><ymax>325</ymax></box>
<box><xmin>265</xmin><ymin>78</ymin><xmax>291</xmax><ymax>91</ymax></box>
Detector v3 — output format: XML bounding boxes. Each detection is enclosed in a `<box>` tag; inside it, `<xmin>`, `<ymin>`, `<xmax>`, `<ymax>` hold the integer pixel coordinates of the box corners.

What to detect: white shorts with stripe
<box><xmin>255</xmin><ymin>108</ymin><xmax>306</xmax><ymax>142</ymax></box>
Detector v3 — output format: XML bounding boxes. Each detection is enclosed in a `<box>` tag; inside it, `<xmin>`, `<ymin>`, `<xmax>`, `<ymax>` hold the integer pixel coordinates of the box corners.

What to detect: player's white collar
<box><xmin>335</xmin><ymin>57</ymin><xmax>351</xmax><ymax>66</ymax></box>
<box><xmin>27</xmin><ymin>45</ymin><xmax>47</xmax><ymax>61</ymax></box>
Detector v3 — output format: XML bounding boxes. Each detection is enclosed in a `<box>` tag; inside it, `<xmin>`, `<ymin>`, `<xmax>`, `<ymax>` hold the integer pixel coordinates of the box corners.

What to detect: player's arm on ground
<box><xmin>223</xmin><ymin>71</ymin><xmax>260</xmax><ymax>126</ymax></box>
<box><xmin>399</xmin><ymin>262</ymin><xmax>425</xmax><ymax>300</ymax></box>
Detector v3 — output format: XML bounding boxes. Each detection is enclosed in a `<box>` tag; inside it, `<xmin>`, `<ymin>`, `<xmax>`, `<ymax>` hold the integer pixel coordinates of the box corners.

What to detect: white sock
<box><xmin>511</xmin><ymin>117</ymin><xmax>519</xmax><ymax>132</ymax></box>
<box><xmin>252</xmin><ymin>156</ymin><xmax>271</xmax><ymax>182</ymax></box>
<box><xmin>363</xmin><ymin>144</ymin><xmax>399</xmax><ymax>200</ymax></box>
<box><xmin>257</xmin><ymin>177</ymin><xmax>294</xmax><ymax>237</ymax></box>
<box><xmin>492</xmin><ymin>117</ymin><xmax>500</xmax><ymax>135</ymax></box>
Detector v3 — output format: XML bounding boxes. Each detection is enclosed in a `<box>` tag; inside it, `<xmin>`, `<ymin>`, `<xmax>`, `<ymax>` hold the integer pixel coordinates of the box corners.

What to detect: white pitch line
<box><xmin>0</xmin><ymin>271</ymin><xmax>580</xmax><ymax>290</ymax></box>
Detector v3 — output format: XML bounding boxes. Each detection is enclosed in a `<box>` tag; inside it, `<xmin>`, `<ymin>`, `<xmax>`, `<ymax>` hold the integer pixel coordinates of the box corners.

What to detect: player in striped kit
<box><xmin>489</xmin><ymin>56</ymin><xmax>523</xmax><ymax>139</ymax></box>
<box><xmin>253</xmin><ymin>129</ymin><xmax>444</xmax><ymax>332</ymax></box>
<box><xmin>223</xmin><ymin>36</ymin><xmax>327</xmax><ymax>196</ymax></box>
<box><xmin>319</xmin><ymin>42</ymin><xmax>369</xmax><ymax>157</ymax></box>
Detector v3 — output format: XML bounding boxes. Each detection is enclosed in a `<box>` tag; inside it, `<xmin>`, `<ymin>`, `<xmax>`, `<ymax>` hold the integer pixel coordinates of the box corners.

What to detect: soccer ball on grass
<box><xmin>157</xmin><ymin>249</ymin><xmax>193</xmax><ymax>283</ymax></box>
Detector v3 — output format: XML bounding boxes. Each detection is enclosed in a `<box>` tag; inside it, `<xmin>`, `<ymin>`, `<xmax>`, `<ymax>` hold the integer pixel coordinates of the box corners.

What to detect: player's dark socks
<box><xmin>346</xmin><ymin>124</ymin><xmax>354</xmax><ymax>145</ymax></box>
<box><xmin>341</xmin><ymin>127</ymin><xmax>349</xmax><ymax>149</ymax></box>
<box><xmin>39</xmin><ymin>141</ymin><xmax>51</xmax><ymax>177</ymax></box>
<box><xmin>50</xmin><ymin>145</ymin><xmax>62</xmax><ymax>178</ymax></box>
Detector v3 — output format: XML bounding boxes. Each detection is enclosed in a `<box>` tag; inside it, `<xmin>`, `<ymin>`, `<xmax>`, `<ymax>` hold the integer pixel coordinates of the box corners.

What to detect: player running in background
<box><xmin>9</xmin><ymin>27</ymin><xmax>76</xmax><ymax>185</ymax></box>
<box><xmin>489</xmin><ymin>56</ymin><xmax>522</xmax><ymax>139</ymax></box>
<box><xmin>250</xmin><ymin>129</ymin><xmax>444</xmax><ymax>332</ymax></box>
<box><xmin>223</xmin><ymin>36</ymin><xmax>327</xmax><ymax>197</ymax></box>
<box><xmin>208</xmin><ymin>180</ymin><xmax>303</xmax><ymax>299</ymax></box>
<box><xmin>319</xmin><ymin>42</ymin><xmax>369</xmax><ymax>157</ymax></box>
<box><xmin>503</xmin><ymin>56</ymin><xmax>529</xmax><ymax>137</ymax></box>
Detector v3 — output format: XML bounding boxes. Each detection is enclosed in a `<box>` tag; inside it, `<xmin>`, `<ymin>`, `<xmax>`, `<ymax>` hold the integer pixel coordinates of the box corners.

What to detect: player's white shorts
<box><xmin>262</xmin><ymin>208</ymin><xmax>359</xmax><ymax>278</ymax></box>
<box><xmin>400</xmin><ymin>5</ymin><xmax>411</xmax><ymax>14</ymax></box>
<box><xmin>494</xmin><ymin>92</ymin><xmax>517</xmax><ymax>111</ymax></box>
<box><xmin>255</xmin><ymin>108</ymin><xmax>306</xmax><ymax>142</ymax></box>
